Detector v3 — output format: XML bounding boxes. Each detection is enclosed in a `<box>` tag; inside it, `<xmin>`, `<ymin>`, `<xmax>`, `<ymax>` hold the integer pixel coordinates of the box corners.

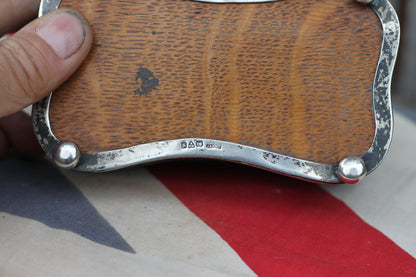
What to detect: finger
<box><xmin>0</xmin><ymin>9</ymin><xmax>93</xmax><ymax>117</ymax></box>
<box><xmin>0</xmin><ymin>0</ymin><xmax>40</xmax><ymax>35</ymax></box>
<box><xmin>0</xmin><ymin>111</ymin><xmax>44</xmax><ymax>157</ymax></box>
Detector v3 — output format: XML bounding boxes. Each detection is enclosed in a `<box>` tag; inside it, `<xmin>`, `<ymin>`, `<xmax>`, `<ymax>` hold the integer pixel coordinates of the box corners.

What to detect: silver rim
<box><xmin>33</xmin><ymin>0</ymin><xmax>400</xmax><ymax>184</ymax></box>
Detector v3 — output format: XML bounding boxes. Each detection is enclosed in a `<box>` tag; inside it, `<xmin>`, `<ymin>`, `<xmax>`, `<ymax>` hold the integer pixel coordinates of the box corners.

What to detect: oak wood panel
<box><xmin>49</xmin><ymin>0</ymin><xmax>382</xmax><ymax>164</ymax></box>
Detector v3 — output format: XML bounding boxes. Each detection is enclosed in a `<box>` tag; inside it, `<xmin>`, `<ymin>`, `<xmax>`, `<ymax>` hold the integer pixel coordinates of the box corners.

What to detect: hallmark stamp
<box><xmin>180</xmin><ymin>140</ymin><xmax>222</xmax><ymax>150</ymax></box>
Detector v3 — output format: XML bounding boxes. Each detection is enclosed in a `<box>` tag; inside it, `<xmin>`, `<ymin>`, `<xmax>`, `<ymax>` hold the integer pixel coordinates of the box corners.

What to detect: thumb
<box><xmin>0</xmin><ymin>9</ymin><xmax>92</xmax><ymax>117</ymax></box>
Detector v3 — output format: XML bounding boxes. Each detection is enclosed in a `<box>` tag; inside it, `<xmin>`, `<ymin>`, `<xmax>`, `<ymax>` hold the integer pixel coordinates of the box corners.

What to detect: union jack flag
<box><xmin>0</xmin><ymin>112</ymin><xmax>415</xmax><ymax>276</ymax></box>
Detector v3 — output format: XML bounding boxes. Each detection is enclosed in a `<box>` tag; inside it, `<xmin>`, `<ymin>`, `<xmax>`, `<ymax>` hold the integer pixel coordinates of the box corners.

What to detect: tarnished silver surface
<box><xmin>363</xmin><ymin>0</ymin><xmax>400</xmax><ymax>174</ymax></box>
<box><xmin>338</xmin><ymin>157</ymin><xmax>367</xmax><ymax>184</ymax></box>
<box><xmin>33</xmin><ymin>0</ymin><xmax>400</xmax><ymax>184</ymax></box>
<box><xmin>38</xmin><ymin>0</ymin><xmax>61</xmax><ymax>17</ymax></box>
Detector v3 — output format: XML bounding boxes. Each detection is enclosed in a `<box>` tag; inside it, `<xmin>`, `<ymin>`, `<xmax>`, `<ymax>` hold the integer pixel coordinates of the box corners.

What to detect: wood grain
<box><xmin>49</xmin><ymin>0</ymin><xmax>383</xmax><ymax>164</ymax></box>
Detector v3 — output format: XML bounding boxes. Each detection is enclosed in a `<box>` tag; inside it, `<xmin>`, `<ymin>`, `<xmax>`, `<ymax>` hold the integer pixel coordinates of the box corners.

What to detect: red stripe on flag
<box><xmin>150</xmin><ymin>161</ymin><xmax>416</xmax><ymax>276</ymax></box>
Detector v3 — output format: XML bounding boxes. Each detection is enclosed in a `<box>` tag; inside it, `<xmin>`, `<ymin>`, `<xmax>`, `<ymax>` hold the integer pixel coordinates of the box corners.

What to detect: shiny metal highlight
<box><xmin>38</xmin><ymin>0</ymin><xmax>62</xmax><ymax>17</ymax></box>
<box><xmin>338</xmin><ymin>157</ymin><xmax>367</xmax><ymax>184</ymax></box>
<box><xmin>53</xmin><ymin>141</ymin><xmax>81</xmax><ymax>169</ymax></box>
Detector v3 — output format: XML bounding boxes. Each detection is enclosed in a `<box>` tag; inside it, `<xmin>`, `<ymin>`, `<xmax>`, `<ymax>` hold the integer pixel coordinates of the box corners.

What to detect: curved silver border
<box><xmin>33</xmin><ymin>0</ymin><xmax>399</xmax><ymax>184</ymax></box>
<box><xmin>363</xmin><ymin>0</ymin><xmax>400</xmax><ymax>174</ymax></box>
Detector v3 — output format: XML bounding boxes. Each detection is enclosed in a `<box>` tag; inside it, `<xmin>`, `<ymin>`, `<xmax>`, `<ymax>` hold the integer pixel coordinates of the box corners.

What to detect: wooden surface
<box><xmin>49</xmin><ymin>0</ymin><xmax>382</xmax><ymax>164</ymax></box>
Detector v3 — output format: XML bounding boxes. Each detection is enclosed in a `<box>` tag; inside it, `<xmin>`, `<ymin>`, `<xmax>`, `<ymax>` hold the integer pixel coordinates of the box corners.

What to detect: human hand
<box><xmin>0</xmin><ymin>0</ymin><xmax>92</xmax><ymax>157</ymax></box>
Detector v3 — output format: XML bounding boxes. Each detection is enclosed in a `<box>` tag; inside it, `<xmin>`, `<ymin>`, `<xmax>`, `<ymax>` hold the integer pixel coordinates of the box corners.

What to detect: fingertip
<box><xmin>0</xmin><ymin>8</ymin><xmax>93</xmax><ymax>117</ymax></box>
<box><xmin>34</xmin><ymin>8</ymin><xmax>93</xmax><ymax>62</ymax></box>
<box><xmin>36</xmin><ymin>10</ymin><xmax>87</xmax><ymax>59</ymax></box>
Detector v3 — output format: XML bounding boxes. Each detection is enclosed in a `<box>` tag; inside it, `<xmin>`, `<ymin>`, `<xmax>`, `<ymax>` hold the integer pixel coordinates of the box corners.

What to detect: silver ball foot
<box><xmin>53</xmin><ymin>141</ymin><xmax>81</xmax><ymax>169</ymax></box>
<box><xmin>338</xmin><ymin>157</ymin><xmax>367</xmax><ymax>184</ymax></box>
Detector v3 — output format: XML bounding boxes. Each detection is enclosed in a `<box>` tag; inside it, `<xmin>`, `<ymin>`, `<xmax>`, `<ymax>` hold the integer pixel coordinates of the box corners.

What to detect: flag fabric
<box><xmin>0</xmin><ymin>112</ymin><xmax>415</xmax><ymax>276</ymax></box>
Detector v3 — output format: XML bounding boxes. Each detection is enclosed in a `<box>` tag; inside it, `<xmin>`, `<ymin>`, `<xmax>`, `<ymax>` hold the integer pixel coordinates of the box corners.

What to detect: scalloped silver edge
<box><xmin>33</xmin><ymin>0</ymin><xmax>400</xmax><ymax>184</ymax></box>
